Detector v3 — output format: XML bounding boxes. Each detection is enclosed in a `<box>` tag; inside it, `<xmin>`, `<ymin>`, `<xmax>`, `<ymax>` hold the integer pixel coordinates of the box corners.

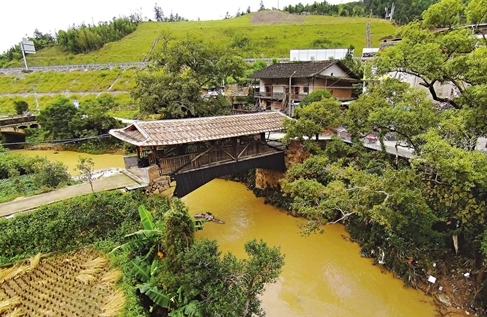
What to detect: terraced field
<box><xmin>0</xmin><ymin>68</ymin><xmax>137</xmax><ymax>117</ymax></box>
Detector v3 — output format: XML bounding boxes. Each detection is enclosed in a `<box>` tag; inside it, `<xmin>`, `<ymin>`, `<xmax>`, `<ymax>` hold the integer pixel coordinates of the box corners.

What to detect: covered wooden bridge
<box><xmin>109</xmin><ymin>112</ymin><xmax>288</xmax><ymax>197</ymax></box>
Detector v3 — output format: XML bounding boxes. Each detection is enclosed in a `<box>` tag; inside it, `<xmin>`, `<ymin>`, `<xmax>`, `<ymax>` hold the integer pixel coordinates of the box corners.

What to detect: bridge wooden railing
<box><xmin>158</xmin><ymin>143</ymin><xmax>277</xmax><ymax>175</ymax></box>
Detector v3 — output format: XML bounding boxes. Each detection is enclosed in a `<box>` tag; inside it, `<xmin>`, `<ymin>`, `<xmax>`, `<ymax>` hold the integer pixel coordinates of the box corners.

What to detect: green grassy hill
<box><xmin>21</xmin><ymin>11</ymin><xmax>396</xmax><ymax>66</ymax></box>
<box><xmin>0</xmin><ymin>11</ymin><xmax>396</xmax><ymax>117</ymax></box>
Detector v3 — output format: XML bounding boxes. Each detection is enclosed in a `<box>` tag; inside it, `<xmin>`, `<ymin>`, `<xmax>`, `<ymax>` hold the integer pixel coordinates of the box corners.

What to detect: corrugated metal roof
<box><xmin>109</xmin><ymin>112</ymin><xmax>289</xmax><ymax>146</ymax></box>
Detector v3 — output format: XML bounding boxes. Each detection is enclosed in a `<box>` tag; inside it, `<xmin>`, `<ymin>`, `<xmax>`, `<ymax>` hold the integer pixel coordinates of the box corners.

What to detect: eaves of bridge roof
<box><xmin>109</xmin><ymin>112</ymin><xmax>289</xmax><ymax>147</ymax></box>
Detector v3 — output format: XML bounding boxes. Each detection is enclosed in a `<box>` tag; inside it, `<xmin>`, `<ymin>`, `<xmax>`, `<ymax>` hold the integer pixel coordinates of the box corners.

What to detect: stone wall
<box><xmin>285</xmin><ymin>140</ymin><xmax>309</xmax><ymax>167</ymax></box>
<box><xmin>148</xmin><ymin>166</ymin><xmax>161</xmax><ymax>182</ymax></box>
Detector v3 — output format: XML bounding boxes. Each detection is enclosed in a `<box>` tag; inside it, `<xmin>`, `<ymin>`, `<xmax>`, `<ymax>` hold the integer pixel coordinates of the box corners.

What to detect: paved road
<box><xmin>0</xmin><ymin>91</ymin><xmax>128</xmax><ymax>98</ymax></box>
<box><xmin>0</xmin><ymin>172</ymin><xmax>142</xmax><ymax>217</ymax></box>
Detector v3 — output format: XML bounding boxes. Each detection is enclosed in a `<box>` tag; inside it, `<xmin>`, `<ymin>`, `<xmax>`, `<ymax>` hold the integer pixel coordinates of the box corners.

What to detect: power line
<box><xmin>0</xmin><ymin>134</ymin><xmax>111</xmax><ymax>147</ymax></box>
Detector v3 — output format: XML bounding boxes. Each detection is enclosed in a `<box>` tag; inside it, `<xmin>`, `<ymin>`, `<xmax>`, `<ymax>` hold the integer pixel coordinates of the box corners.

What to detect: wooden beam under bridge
<box><xmin>172</xmin><ymin>151</ymin><xmax>286</xmax><ymax>197</ymax></box>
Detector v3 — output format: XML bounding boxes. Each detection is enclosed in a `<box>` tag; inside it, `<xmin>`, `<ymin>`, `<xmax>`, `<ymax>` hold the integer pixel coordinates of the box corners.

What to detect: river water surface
<box><xmin>182</xmin><ymin>179</ymin><xmax>437</xmax><ymax>317</ymax></box>
<box><xmin>16</xmin><ymin>150</ymin><xmax>126</xmax><ymax>174</ymax></box>
<box><xmin>17</xmin><ymin>150</ymin><xmax>437</xmax><ymax>316</ymax></box>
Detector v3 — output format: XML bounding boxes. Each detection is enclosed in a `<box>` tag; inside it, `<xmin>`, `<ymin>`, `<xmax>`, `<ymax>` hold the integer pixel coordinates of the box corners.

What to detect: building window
<box><xmin>303</xmin><ymin>87</ymin><xmax>309</xmax><ymax>94</ymax></box>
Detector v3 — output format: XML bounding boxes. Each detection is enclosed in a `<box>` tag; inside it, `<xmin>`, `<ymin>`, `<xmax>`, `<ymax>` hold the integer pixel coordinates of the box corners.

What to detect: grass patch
<box><xmin>0</xmin><ymin>93</ymin><xmax>136</xmax><ymax>118</ymax></box>
<box><xmin>0</xmin><ymin>69</ymin><xmax>134</xmax><ymax>96</ymax></box>
<box><xmin>0</xmin><ymin>174</ymin><xmax>47</xmax><ymax>203</ymax></box>
<box><xmin>4</xmin><ymin>12</ymin><xmax>396</xmax><ymax>67</ymax></box>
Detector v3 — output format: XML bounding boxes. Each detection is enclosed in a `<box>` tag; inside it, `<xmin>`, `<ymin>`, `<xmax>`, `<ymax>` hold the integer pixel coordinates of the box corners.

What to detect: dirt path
<box><xmin>0</xmin><ymin>172</ymin><xmax>142</xmax><ymax>217</ymax></box>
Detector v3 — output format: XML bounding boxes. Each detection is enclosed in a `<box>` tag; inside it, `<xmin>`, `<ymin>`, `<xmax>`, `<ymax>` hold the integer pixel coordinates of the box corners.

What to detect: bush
<box><xmin>34</xmin><ymin>160</ymin><xmax>71</xmax><ymax>188</ymax></box>
<box><xmin>14</xmin><ymin>100</ymin><xmax>29</xmax><ymax>115</ymax></box>
<box><xmin>0</xmin><ymin>191</ymin><xmax>170</xmax><ymax>265</ymax></box>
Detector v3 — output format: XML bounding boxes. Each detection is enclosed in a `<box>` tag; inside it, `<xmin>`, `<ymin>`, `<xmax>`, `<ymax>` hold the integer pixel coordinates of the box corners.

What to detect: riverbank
<box><xmin>0</xmin><ymin>171</ymin><xmax>141</xmax><ymax>217</ymax></box>
<box><xmin>265</xmin><ymin>192</ymin><xmax>479</xmax><ymax>316</ymax></box>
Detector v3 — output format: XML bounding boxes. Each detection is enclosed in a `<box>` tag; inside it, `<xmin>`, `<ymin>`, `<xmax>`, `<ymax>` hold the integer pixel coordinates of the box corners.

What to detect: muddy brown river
<box><xmin>18</xmin><ymin>150</ymin><xmax>438</xmax><ymax>316</ymax></box>
<box><xmin>182</xmin><ymin>179</ymin><xmax>437</xmax><ymax>317</ymax></box>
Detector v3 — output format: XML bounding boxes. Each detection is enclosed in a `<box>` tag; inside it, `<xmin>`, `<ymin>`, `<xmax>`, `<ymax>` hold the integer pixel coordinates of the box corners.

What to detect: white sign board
<box><xmin>22</xmin><ymin>38</ymin><xmax>36</xmax><ymax>54</ymax></box>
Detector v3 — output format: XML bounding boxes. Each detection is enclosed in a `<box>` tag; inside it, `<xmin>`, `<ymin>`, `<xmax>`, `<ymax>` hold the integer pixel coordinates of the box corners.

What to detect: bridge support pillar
<box><xmin>145</xmin><ymin>176</ymin><xmax>174</xmax><ymax>196</ymax></box>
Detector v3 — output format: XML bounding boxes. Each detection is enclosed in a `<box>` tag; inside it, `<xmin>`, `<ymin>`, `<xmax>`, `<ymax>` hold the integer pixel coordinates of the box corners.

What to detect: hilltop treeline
<box><xmin>282</xmin><ymin>0</ymin><xmax>439</xmax><ymax>25</ymax></box>
<box><xmin>57</xmin><ymin>17</ymin><xmax>139</xmax><ymax>54</ymax></box>
<box><xmin>0</xmin><ymin>15</ymin><xmax>142</xmax><ymax>67</ymax></box>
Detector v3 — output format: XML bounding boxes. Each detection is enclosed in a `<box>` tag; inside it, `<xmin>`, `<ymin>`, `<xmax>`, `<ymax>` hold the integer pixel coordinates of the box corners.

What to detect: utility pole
<box><xmin>366</xmin><ymin>22</ymin><xmax>372</xmax><ymax>48</ymax></box>
<box><xmin>288</xmin><ymin>71</ymin><xmax>296</xmax><ymax>117</ymax></box>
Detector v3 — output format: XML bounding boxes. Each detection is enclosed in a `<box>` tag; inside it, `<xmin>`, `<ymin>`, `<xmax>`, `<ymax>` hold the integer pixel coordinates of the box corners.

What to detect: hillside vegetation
<box><xmin>11</xmin><ymin>11</ymin><xmax>396</xmax><ymax>67</ymax></box>
<box><xmin>0</xmin><ymin>12</ymin><xmax>396</xmax><ymax>117</ymax></box>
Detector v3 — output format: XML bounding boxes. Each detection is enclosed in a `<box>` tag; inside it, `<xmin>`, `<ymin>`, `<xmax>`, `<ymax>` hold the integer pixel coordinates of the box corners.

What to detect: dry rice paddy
<box><xmin>0</xmin><ymin>248</ymin><xmax>124</xmax><ymax>317</ymax></box>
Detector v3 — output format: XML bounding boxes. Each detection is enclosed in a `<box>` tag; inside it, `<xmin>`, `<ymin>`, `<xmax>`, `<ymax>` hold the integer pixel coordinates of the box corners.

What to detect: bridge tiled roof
<box><xmin>109</xmin><ymin>112</ymin><xmax>289</xmax><ymax>146</ymax></box>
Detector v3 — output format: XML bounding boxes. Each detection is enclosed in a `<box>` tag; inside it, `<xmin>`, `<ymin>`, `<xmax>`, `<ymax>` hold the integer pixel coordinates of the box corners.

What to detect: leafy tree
<box><xmin>280</xmin><ymin>1</ymin><xmax>487</xmax><ymax>307</ymax></box>
<box><xmin>154</xmin><ymin>3</ymin><xmax>164</xmax><ymax>21</ymax></box>
<box><xmin>283</xmin><ymin>96</ymin><xmax>341</xmax><ymax>143</ymax></box>
<box><xmin>115</xmin><ymin>200</ymin><xmax>284</xmax><ymax>316</ymax></box>
<box><xmin>422</xmin><ymin>0</ymin><xmax>463</xmax><ymax>28</ymax></box>
<box><xmin>132</xmin><ymin>34</ymin><xmax>246</xmax><ymax>119</ymax></box>
<box><xmin>166</xmin><ymin>239</ymin><xmax>284</xmax><ymax>317</ymax></box>
<box><xmin>466</xmin><ymin>0</ymin><xmax>487</xmax><ymax>25</ymax></box>
<box><xmin>37</xmin><ymin>97</ymin><xmax>122</xmax><ymax>140</ymax></box>
<box><xmin>13</xmin><ymin>100</ymin><xmax>29</xmax><ymax>115</ymax></box>
<box><xmin>161</xmin><ymin>199</ymin><xmax>196</xmax><ymax>271</ymax></box>
<box><xmin>300</xmin><ymin>89</ymin><xmax>332</xmax><ymax>106</ymax></box>
<box><xmin>345</xmin><ymin>78</ymin><xmax>440</xmax><ymax>152</ymax></box>
<box><xmin>259</xmin><ymin>1</ymin><xmax>265</xmax><ymax>11</ymax></box>
<box><xmin>76</xmin><ymin>157</ymin><xmax>95</xmax><ymax>192</ymax></box>
<box><xmin>57</xmin><ymin>17</ymin><xmax>139</xmax><ymax>54</ymax></box>
<box><xmin>37</xmin><ymin>98</ymin><xmax>79</xmax><ymax>139</ymax></box>
<box><xmin>34</xmin><ymin>160</ymin><xmax>71</xmax><ymax>189</ymax></box>
<box><xmin>70</xmin><ymin>100</ymin><xmax>122</xmax><ymax>137</ymax></box>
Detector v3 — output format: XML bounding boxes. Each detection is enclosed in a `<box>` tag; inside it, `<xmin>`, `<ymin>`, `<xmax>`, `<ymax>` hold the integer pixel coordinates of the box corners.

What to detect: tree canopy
<box><xmin>37</xmin><ymin>97</ymin><xmax>122</xmax><ymax>140</ymax></box>
<box><xmin>282</xmin><ymin>0</ymin><xmax>487</xmax><ymax>307</ymax></box>
<box><xmin>132</xmin><ymin>34</ymin><xmax>247</xmax><ymax>119</ymax></box>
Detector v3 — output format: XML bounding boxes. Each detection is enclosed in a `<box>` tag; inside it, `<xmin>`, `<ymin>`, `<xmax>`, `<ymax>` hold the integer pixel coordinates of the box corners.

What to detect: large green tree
<box><xmin>281</xmin><ymin>0</ymin><xmax>487</xmax><ymax>307</ymax></box>
<box><xmin>37</xmin><ymin>97</ymin><xmax>121</xmax><ymax>140</ymax></box>
<box><xmin>132</xmin><ymin>34</ymin><xmax>247</xmax><ymax>119</ymax></box>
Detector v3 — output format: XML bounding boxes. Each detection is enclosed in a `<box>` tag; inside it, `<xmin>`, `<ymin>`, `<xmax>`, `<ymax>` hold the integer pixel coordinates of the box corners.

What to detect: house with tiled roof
<box><xmin>248</xmin><ymin>60</ymin><xmax>361</xmax><ymax>114</ymax></box>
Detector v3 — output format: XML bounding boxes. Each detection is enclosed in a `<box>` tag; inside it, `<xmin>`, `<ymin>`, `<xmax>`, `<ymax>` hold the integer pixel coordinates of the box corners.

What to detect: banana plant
<box><xmin>110</xmin><ymin>205</ymin><xmax>165</xmax><ymax>256</ymax></box>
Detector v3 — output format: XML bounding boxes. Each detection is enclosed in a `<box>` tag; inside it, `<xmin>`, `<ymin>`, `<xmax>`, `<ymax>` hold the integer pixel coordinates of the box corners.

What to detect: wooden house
<box><xmin>248</xmin><ymin>60</ymin><xmax>361</xmax><ymax>114</ymax></box>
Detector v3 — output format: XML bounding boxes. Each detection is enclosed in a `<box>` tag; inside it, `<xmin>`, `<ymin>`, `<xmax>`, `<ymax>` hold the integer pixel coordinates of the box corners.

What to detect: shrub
<box><xmin>0</xmin><ymin>191</ymin><xmax>169</xmax><ymax>265</ymax></box>
<box><xmin>13</xmin><ymin>100</ymin><xmax>29</xmax><ymax>115</ymax></box>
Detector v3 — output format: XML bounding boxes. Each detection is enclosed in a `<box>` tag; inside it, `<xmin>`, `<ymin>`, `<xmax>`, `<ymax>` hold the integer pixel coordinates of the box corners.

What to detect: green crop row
<box><xmin>0</xmin><ymin>68</ymin><xmax>139</xmax><ymax>94</ymax></box>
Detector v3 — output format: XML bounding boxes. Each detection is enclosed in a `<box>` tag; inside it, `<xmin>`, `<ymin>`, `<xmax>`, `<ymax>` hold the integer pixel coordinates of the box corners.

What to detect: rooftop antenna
<box><xmin>390</xmin><ymin>3</ymin><xmax>395</xmax><ymax>21</ymax></box>
<box><xmin>385</xmin><ymin>3</ymin><xmax>395</xmax><ymax>21</ymax></box>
